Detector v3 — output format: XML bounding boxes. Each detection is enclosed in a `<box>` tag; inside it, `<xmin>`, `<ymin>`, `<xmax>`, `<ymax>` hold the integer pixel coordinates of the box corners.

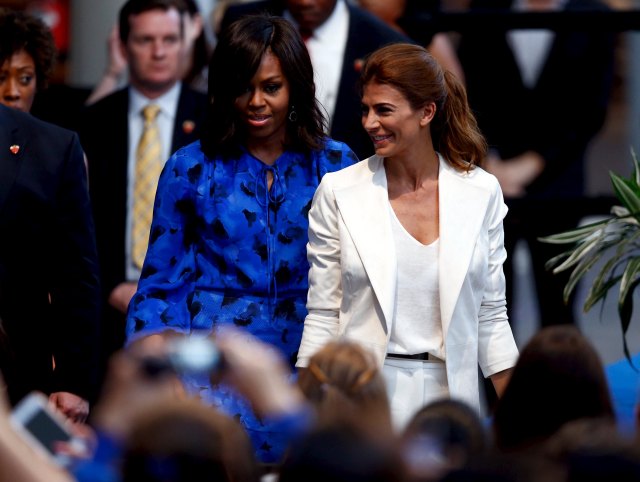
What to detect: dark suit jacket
<box><xmin>458</xmin><ymin>0</ymin><xmax>615</xmax><ymax>200</ymax></box>
<box><xmin>81</xmin><ymin>84</ymin><xmax>206</xmax><ymax>301</ymax></box>
<box><xmin>79</xmin><ymin>84</ymin><xmax>206</xmax><ymax>372</ymax></box>
<box><xmin>221</xmin><ymin>1</ymin><xmax>410</xmax><ymax>159</ymax></box>
<box><xmin>0</xmin><ymin>104</ymin><xmax>100</xmax><ymax>405</ymax></box>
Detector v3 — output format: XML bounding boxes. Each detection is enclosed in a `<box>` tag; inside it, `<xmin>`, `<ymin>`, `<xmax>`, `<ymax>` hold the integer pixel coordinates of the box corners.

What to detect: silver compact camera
<box><xmin>141</xmin><ymin>336</ymin><xmax>224</xmax><ymax>377</ymax></box>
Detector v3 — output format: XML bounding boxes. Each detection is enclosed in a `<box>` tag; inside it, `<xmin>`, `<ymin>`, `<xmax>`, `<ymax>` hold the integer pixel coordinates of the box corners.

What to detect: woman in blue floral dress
<box><xmin>125</xmin><ymin>15</ymin><xmax>357</xmax><ymax>463</ymax></box>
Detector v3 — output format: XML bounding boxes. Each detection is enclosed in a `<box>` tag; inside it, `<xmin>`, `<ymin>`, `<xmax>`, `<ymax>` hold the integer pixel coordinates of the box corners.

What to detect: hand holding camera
<box><xmin>139</xmin><ymin>335</ymin><xmax>225</xmax><ymax>379</ymax></box>
<box><xmin>91</xmin><ymin>337</ymin><xmax>187</xmax><ymax>440</ymax></box>
<box><xmin>123</xmin><ymin>329</ymin><xmax>304</xmax><ymax>423</ymax></box>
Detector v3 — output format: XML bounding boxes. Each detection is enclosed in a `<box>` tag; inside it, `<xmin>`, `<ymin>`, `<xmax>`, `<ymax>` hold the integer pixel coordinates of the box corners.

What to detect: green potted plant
<box><xmin>539</xmin><ymin>150</ymin><xmax>640</xmax><ymax>362</ymax></box>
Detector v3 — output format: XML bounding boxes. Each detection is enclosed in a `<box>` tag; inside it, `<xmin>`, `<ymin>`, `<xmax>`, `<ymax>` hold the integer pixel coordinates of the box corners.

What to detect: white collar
<box><xmin>313</xmin><ymin>0</ymin><xmax>348</xmax><ymax>43</ymax></box>
<box><xmin>128</xmin><ymin>81</ymin><xmax>181</xmax><ymax>118</ymax></box>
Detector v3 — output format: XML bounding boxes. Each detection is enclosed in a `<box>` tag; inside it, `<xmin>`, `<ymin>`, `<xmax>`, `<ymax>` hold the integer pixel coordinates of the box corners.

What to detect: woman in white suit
<box><xmin>296</xmin><ymin>43</ymin><xmax>519</xmax><ymax>428</ymax></box>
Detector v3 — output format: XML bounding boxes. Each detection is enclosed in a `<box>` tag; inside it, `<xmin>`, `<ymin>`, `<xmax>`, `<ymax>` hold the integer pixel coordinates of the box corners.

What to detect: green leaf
<box><xmin>611</xmin><ymin>172</ymin><xmax>640</xmax><ymax>222</ymax></box>
<box><xmin>618</xmin><ymin>278</ymin><xmax>639</xmax><ymax>365</ymax></box>
<box><xmin>584</xmin><ymin>246</ymin><xmax>630</xmax><ymax>311</ymax></box>
<box><xmin>538</xmin><ymin>219</ymin><xmax>609</xmax><ymax>244</ymax></box>
<box><xmin>544</xmin><ymin>249</ymin><xmax>574</xmax><ymax>271</ymax></box>
<box><xmin>584</xmin><ymin>275</ymin><xmax>622</xmax><ymax>313</ymax></box>
<box><xmin>619</xmin><ymin>257</ymin><xmax>640</xmax><ymax>315</ymax></box>
<box><xmin>574</xmin><ymin>244</ymin><xmax>613</xmax><ymax>289</ymax></box>
<box><xmin>613</xmin><ymin>228</ymin><xmax>640</xmax><ymax>255</ymax></box>
<box><xmin>611</xmin><ymin>205</ymin><xmax>631</xmax><ymax>218</ymax></box>
<box><xmin>563</xmin><ymin>252</ymin><xmax>602</xmax><ymax>302</ymax></box>
<box><xmin>543</xmin><ymin>149</ymin><xmax>640</xmax><ymax>367</ymax></box>
<box><xmin>551</xmin><ymin>232</ymin><xmax>604</xmax><ymax>274</ymax></box>
<box><xmin>632</xmin><ymin>147</ymin><xmax>640</xmax><ymax>187</ymax></box>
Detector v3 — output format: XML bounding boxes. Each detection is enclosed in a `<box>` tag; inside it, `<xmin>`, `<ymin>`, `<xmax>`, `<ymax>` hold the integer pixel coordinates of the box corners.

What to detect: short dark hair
<box><xmin>0</xmin><ymin>8</ymin><xmax>56</xmax><ymax>91</ymax></box>
<box><xmin>123</xmin><ymin>399</ymin><xmax>260</xmax><ymax>482</ymax></box>
<box><xmin>200</xmin><ymin>14</ymin><xmax>327</xmax><ymax>159</ymax></box>
<box><xmin>402</xmin><ymin>399</ymin><xmax>487</xmax><ymax>469</ymax></box>
<box><xmin>119</xmin><ymin>0</ymin><xmax>188</xmax><ymax>43</ymax></box>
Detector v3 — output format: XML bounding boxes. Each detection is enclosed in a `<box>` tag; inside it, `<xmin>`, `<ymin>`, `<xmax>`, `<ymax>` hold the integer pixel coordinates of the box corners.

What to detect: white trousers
<box><xmin>382</xmin><ymin>358</ymin><xmax>449</xmax><ymax>431</ymax></box>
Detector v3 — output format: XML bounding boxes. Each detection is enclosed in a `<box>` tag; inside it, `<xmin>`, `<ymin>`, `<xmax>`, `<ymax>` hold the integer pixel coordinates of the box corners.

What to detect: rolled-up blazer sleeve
<box><xmin>477</xmin><ymin>179</ymin><xmax>519</xmax><ymax>377</ymax></box>
<box><xmin>297</xmin><ymin>174</ymin><xmax>342</xmax><ymax>366</ymax></box>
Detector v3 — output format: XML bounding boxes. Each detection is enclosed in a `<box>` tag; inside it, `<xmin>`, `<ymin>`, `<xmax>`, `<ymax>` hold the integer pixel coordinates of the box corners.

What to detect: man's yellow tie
<box><xmin>132</xmin><ymin>104</ymin><xmax>162</xmax><ymax>270</ymax></box>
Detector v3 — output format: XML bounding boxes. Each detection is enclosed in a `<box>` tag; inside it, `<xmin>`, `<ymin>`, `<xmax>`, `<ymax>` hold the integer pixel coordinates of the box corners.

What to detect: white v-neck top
<box><xmin>386</xmin><ymin>204</ymin><xmax>444</xmax><ymax>359</ymax></box>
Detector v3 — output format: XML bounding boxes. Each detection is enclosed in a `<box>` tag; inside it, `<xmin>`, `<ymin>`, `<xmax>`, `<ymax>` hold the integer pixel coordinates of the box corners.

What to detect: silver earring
<box><xmin>288</xmin><ymin>105</ymin><xmax>298</xmax><ymax>122</ymax></box>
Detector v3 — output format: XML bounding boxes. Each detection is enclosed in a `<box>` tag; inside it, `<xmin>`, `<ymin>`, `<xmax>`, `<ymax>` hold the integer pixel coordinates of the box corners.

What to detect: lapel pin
<box><xmin>9</xmin><ymin>144</ymin><xmax>20</xmax><ymax>155</ymax></box>
<box><xmin>182</xmin><ymin>120</ymin><xmax>195</xmax><ymax>135</ymax></box>
<box><xmin>354</xmin><ymin>59</ymin><xmax>364</xmax><ymax>72</ymax></box>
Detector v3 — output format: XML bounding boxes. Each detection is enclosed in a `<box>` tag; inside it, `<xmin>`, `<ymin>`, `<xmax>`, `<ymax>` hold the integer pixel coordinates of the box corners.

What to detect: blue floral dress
<box><xmin>126</xmin><ymin>139</ymin><xmax>357</xmax><ymax>463</ymax></box>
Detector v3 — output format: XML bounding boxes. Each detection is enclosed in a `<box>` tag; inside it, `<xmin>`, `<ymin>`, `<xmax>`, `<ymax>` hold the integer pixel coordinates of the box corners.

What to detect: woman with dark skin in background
<box><xmin>0</xmin><ymin>8</ymin><xmax>56</xmax><ymax>112</ymax></box>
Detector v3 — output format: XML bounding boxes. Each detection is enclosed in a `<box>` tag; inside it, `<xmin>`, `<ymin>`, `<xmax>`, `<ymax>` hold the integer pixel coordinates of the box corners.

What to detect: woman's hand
<box><xmin>48</xmin><ymin>392</ymin><xmax>89</xmax><ymax>424</ymax></box>
<box><xmin>91</xmin><ymin>340</ymin><xmax>185</xmax><ymax>439</ymax></box>
<box><xmin>108</xmin><ymin>281</ymin><xmax>138</xmax><ymax>313</ymax></box>
<box><xmin>489</xmin><ymin>368</ymin><xmax>513</xmax><ymax>398</ymax></box>
<box><xmin>484</xmin><ymin>151</ymin><xmax>545</xmax><ymax>198</ymax></box>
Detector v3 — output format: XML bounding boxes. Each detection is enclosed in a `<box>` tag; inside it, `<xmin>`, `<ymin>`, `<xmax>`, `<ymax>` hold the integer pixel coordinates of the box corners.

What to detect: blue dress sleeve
<box><xmin>125</xmin><ymin>146</ymin><xmax>203</xmax><ymax>342</ymax></box>
<box><xmin>316</xmin><ymin>139</ymin><xmax>359</xmax><ymax>178</ymax></box>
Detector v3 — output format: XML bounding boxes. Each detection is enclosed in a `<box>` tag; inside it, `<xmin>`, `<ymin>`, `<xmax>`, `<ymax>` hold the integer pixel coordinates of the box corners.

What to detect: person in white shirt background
<box><xmin>457</xmin><ymin>0</ymin><xmax>615</xmax><ymax>339</ymax></box>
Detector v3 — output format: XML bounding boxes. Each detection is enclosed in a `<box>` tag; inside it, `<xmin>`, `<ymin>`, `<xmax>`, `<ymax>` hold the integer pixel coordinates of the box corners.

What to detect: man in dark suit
<box><xmin>221</xmin><ymin>0</ymin><xmax>409</xmax><ymax>160</ymax></box>
<box><xmin>0</xmin><ymin>104</ymin><xmax>100</xmax><ymax>421</ymax></box>
<box><xmin>457</xmin><ymin>0</ymin><xmax>615</xmax><ymax>327</ymax></box>
<box><xmin>79</xmin><ymin>0</ymin><xmax>206</xmax><ymax>388</ymax></box>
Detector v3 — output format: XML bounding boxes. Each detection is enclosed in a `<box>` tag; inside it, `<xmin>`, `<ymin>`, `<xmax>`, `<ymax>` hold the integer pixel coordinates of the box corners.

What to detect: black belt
<box><xmin>386</xmin><ymin>352</ymin><xmax>433</xmax><ymax>361</ymax></box>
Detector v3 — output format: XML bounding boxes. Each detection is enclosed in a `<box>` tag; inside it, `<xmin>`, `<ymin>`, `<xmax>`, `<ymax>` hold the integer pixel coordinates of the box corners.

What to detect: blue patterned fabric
<box><xmin>126</xmin><ymin>139</ymin><xmax>357</xmax><ymax>462</ymax></box>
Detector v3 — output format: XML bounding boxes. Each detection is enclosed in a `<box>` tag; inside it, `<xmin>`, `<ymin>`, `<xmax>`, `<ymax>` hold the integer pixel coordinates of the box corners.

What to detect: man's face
<box><xmin>122</xmin><ymin>7</ymin><xmax>183</xmax><ymax>96</ymax></box>
<box><xmin>286</xmin><ymin>0</ymin><xmax>338</xmax><ymax>33</ymax></box>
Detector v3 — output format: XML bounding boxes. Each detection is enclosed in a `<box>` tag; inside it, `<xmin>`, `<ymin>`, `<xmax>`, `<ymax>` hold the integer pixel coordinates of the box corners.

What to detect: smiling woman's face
<box><xmin>0</xmin><ymin>49</ymin><xmax>37</xmax><ymax>112</ymax></box>
<box><xmin>234</xmin><ymin>50</ymin><xmax>291</xmax><ymax>150</ymax></box>
<box><xmin>361</xmin><ymin>82</ymin><xmax>433</xmax><ymax>161</ymax></box>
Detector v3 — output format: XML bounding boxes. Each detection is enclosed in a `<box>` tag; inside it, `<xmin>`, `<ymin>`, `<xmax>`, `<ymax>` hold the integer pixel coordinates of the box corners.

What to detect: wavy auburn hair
<box><xmin>359</xmin><ymin>43</ymin><xmax>486</xmax><ymax>171</ymax></box>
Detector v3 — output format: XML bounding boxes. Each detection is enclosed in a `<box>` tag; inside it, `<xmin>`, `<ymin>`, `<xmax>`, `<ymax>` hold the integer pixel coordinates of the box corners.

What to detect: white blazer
<box><xmin>297</xmin><ymin>154</ymin><xmax>519</xmax><ymax>412</ymax></box>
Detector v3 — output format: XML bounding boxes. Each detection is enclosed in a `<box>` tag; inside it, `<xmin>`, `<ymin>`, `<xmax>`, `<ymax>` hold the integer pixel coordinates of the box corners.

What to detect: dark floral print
<box><xmin>126</xmin><ymin>139</ymin><xmax>357</xmax><ymax>462</ymax></box>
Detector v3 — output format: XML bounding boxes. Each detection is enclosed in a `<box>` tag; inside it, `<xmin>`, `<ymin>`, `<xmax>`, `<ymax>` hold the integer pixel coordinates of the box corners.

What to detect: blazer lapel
<box><xmin>0</xmin><ymin>107</ymin><xmax>27</xmax><ymax>216</ymax></box>
<box><xmin>173</xmin><ymin>85</ymin><xmax>191</xmax><ymax>151</ymax></box>
<box><xmin>172</xmin><ymin>85</ymin><xmax>205</xmax><ymax>152</ymax></box>
<box><xmin>334</xmin><ymin>156</ymin><xmax>396</xmax><ymax>332</ymax></box>
<box><xmin>438</xmin><ymin>157</ymin><xmax>490</xmax><ymax>336</ymax></box>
